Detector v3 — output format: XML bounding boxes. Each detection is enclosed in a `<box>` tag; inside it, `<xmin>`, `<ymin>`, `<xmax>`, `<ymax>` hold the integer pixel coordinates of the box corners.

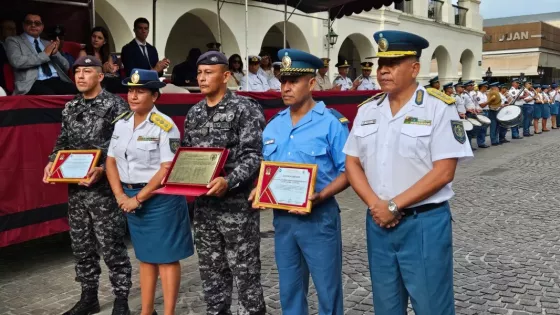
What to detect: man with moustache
<box><xmin>343</xmin><ymin>30</ymin><xmax>473</xmax><ymax>315</ymax></box>
<box><xmin>182</xmin><ymin>51</ymin><xmax>266</xmax><ymax>315</ymax></box>
<box><xmin>42</xmin><ymin>55</ymin><xmax>132</xmax><ymax>315</ymax></box>
<box><xmin>250</xmin><ymin>49</ymin><xmax>350</xmax><ymax>314</ymax></box>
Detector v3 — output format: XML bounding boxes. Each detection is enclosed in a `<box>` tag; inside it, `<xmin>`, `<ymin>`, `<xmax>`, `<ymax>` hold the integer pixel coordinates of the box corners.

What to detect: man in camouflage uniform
<box><xmin>183</xmin><ymin>51</ymin><xmax>266</xmax><ymax>315</ymax></box>
<box><xmin>42</xmin><ymin>56</ymin><xmax>132</xmax><ymax>315</ymax></box>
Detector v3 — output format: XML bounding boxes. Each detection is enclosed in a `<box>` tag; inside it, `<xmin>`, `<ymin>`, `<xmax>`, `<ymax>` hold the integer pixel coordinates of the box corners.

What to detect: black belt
<box><xmin>121</xmin><ymin>182</ymin><xmax>148</xmax><ymax>189</ymax></box>
<box><xmin>401</xmin><ymin>202</ymin><xmax>446</xmax><ymax>217</ymax></box>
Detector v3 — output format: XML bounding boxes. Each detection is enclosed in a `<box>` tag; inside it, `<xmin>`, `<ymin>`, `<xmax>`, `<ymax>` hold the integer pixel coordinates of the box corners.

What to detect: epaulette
<box><xmin>149</xmin><ymin>112</ymin><xmax>173</xmax><ymax>132</ymax></box>
<box><xmin>112</xmin><ymin>111</ymin><xmax>133</xmax><ymax>124</ymax></box>
<box><xmin>328</xmin><ymin>108</ymin><xmax>349</xmax><ymax>125</ymax></box>
<box><xmin>426</xmin><ymin>88</ymin><xmax>455</xmax><ymax>105</ymax></box>
<box><xmin>357</xmin><ymin>92</ymin><xmax>386</xmax><ymax>108</ymax></box>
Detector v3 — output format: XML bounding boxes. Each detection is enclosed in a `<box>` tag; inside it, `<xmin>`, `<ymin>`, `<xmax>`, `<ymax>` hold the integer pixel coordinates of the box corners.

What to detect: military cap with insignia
<box><xmin>478</xmin><ymin>81</ymin><xmax>489</xmax><ymax>87</ymax></box>
<box><xmin>197</xmin><ymin>51</ymin><xmax>228</xmax><ymax>66</ymax></box>
<box><xmin>73</xmin><ymin>55</ymin><xmax>103</xmax><ymax>70</ymax></box>
<box><xmin>248</xmin><ymin>55</ymin><xmax>261</xmax><ymax>64</ymax></box>
<box><xmin>277</xmin><ymin>49</ymin><xmax>323</xmax><ymax>77</ymax></box>
<box><xmin>533</xmin><ymin>84</ymin><xmax>541</xmax><ymax>89</ymax></box>
<box><xmin>122</xmin><ymin>68</ymin><xmax>166</xmax><ymax>89</ymax></box>
<box><xmin>272</xmin><ymin>61</ymin><xmax>282</xmax><ymax>69</ymax></box>
<box><xmin>206</xmin><ymin>42</ymin><xmax>221</xmax><ymax>51</ymax></box>
<box><xmin>361</xmin><ymin>61</ymin><xmax>374</xmax><ymax>70</ymax></box>
<box><xmin>320</xmin><ymin>58</ymin><xmax>330</xmax><ymax>68</ymax></box>
<box><xmin>542</xmin><ymin>84</ymin><xmax>550</xmax><ymax>89</ymax></box>
<box><xmin>489</xmin><ymin>82</ymin><xmax>500</xmax><ymax>88</ymax></box>
<box><xmin>373</xmin><ymin>30</ymin><xmax>429</xmax><ymax>58</ymax></box>
<box><xmin>335</xmin><ymin>60</ymin><xmax>350</xmax><ymax>68</ymax></box>
<box><xmin>464</xmin><ymin>80</ymin><xmax>474</xmax><ymax>86</ymax></box>
<box><xmin>511</xmin><ymin>78</ymin><xmax>520</xmax><ymax>83</ymax></box>
<box><xmin>454</xmin><ymin>82</ymin><xmax>464</xmax><ymax>88</ymax></box>
<box><xmin>443</xmin><ymin>82</ymin><xmax>453</xmax><ymax>90</ymax></box>
<box><xmin>552</xmin><ymin>83</ymin><xmax>558</xmax><ymax>88</ymax></box>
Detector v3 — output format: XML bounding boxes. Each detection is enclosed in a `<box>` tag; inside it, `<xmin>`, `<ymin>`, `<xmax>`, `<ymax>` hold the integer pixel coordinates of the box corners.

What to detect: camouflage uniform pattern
<box><xmin>49</xmin><ymin>90</ymin><xmax>132</xmax><ymax>298</ymax></box>
<box><xmin>183</xmin><ymin>90</ymin><xmax>266</xmax><ymax>315</ymax></box>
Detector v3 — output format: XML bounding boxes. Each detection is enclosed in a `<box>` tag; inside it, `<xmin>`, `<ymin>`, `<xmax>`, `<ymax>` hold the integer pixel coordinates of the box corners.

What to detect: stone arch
<box><xmin>95</xmin><ymin>0</ymin><xmax>132</xmax><ymax>52</ymax></box>
<box><xmin>336</xmin><ymin>33</ymin><xmax>374</xmax><ymax>79</ymax></box>
<box><xmin>431</xmin><ymin>45</ymin><xmax>453</xmax><ymax>79</ymax></box>
<box><xmin>164</xmin><ymin>8</ymin><xmax>240</xmax><ymax>69</ymax></box>
<box><xmin>261</xmin><ymin>21</ymin><xmax>310</xmax><ymax>60</ymax></box>
<box><xmin>458</xmin><ymin>49</ymin><xmax>476</xmax><ymax>81</ymax></box>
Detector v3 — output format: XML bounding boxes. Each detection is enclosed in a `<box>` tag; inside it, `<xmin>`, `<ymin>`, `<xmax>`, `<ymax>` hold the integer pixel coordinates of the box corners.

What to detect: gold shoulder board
<box><xmin>112</xmin><ymin>111</ymin><xmax>132</xmax><ymax>124</ymax></box>
<box><xmin>149</xmin><ymin>112</ymin><xmax>173</xmax><ymax>132</ymax></box>
<box><xmin>426</xmin><ymin>88</ymin><xmax>455</xmax><ymax>105</ymax></box>
<box><xmin>358</xmin><ymin>92</ymin><xmax>386</xmax><ymax>108</ymax></box>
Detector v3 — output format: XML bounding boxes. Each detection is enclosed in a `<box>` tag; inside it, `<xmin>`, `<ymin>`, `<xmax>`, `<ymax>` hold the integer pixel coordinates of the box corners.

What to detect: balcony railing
<box><xmin>453</xmin><ymin>4</ymin><xmax>468</xmax><ymax>26</ymax></box>
<box><xmin>428</xmin><ymin>0</ymin><xmax>444</xmax><ymax>22</ymax></box>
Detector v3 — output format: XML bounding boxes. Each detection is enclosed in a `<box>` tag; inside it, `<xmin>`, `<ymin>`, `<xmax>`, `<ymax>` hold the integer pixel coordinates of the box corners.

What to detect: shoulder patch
<box><xmin>426</xmin><ymin>88</ymin><xmax>455</xmax><ymax>105</ymax></box>
<box><xmin>112</xmin><ymin>111</ymin><xmax>133</xmax><ymax>124</ymax></box>
<box><xmin>328</xmin><ymin>108</ymin><xmax>349</xmax><ymax>125</ymax></box>
<box><xmin>149</xmin><ymin>112</ymin><xmax>173</xmax><ymax>132</ymax></box>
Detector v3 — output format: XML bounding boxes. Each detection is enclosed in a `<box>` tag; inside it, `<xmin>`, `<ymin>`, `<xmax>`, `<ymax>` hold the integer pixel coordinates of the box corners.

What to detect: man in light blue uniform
<box><xmin>344</xmin><ymin>30</ymin><xmax>473</xmax><ymax>315</ymax></box>
<box><xmin>250</xmin><ymin>48</ymin><xmax>350</xmax><ymax>315</ymax></box>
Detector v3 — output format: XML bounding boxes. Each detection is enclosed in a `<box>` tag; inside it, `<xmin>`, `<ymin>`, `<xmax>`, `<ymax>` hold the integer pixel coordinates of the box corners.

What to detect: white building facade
<box><xmin>95</xmin><ymin>0</ymin><xmax>484</xmax><ymax>85</ymax></box>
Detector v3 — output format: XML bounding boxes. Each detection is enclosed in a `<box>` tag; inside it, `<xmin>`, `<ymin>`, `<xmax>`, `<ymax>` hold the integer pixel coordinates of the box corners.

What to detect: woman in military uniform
<box><xmin>106</xmin><ymin>68</ymin><xmax>194</xmax><ymax>315</ymax></box>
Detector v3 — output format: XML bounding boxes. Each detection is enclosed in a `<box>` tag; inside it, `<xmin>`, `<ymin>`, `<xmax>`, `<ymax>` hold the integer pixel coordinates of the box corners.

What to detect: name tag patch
<box><xmin>361</xmin><ymin>119</ymin><xmax>376</xmax><ymax>126</ymax></box>
<box><xmin>404</xmin><ymin>116</ymin><xmax>432</xmax><ymax>126</ymax></box>
<box><xmin>265</xmin><ymin>139</ymin><xmax>275</xmax><ymax>145</ymax></box>
<box><xmin>137</xmin><ymin>136</ymin><xmax>159</xmax><ymax>142</ymax></box>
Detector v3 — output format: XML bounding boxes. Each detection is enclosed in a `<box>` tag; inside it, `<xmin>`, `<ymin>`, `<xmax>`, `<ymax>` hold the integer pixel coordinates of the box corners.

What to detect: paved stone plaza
<box><xmin>3</xmin><ymin>130</ymin><xmax>560</xmax><ymax>315</ymax></box>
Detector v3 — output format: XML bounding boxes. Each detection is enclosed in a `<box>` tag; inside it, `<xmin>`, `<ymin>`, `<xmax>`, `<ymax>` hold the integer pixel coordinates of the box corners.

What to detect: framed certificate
<box><xmin>154</xmin><ymin>147</ymin><xmax>229</xmax><ymax>197</ymax></box>
<box><xmin>47</xmin><ymin>150</ymin><xmax>102</xmax><ymax>184</ymax></box>
<box><xmin>253</xmin><ymin>161</ymin><xmax>318</xmax><ymax>213</ymax></box>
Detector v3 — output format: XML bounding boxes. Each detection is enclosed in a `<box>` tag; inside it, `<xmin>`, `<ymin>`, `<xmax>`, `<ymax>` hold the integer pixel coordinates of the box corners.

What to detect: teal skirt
<box><xmin>124</xmin><ymin>186</ymin><xmax>194</xmax><ymax>264</ymax></box>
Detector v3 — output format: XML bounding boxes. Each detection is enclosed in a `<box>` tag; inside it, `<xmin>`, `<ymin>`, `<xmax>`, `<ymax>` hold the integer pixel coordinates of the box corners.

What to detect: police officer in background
<box><xmin>429</xmin><ymin>75</ymin><xmax>440</xmax><ymax>90</ymax></box>
<box><xmin>240</xmin><ymin>55</ymin><xmax>271</xmax><ymax>92</ymax></box>
<box><xmin>183</xmin><ymin>51</ymin><xmax>266</xmax><ymax>315</ymax></box>
<box><xmin>314</xmin><ymin>58</ymin><xmax>337</xmax><ymax>91</ymax></box>
<box><xmin>268</xmin><ymin>61</ymin><xmax>281</xmax><ymax>91</ymax></box>
<box><xmin>508</xmin><ymin>78</ymin><xmax>526</xmax><ymax>139</ymax></box>
<box><xmin>250</xmin><ymin>49</ymin><xmax>350</xmax><ymax>314</ymax></box>
<box><xmin>42</xmin><ymin>56</ymin><xmax>132</xmax><ymax>315</ymax></box>
<box><xmin>333</xmin><ymin>60</ymin><xmax>353</xmax><ymax>91</ymax></box>
<box><xmin>355</xmin><ymin>61</ymin><xmax>377</xmax><ymax>90</ymax></box>
<box><xmin>344</xmin><ymin>30</ymin><xmax>473</xmax><ymax>315</ymax></box>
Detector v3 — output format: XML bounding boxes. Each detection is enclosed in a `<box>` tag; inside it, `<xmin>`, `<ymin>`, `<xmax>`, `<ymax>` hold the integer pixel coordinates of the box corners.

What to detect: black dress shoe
<box><xmin>512</xmin><ymin>136</ymin><xmax>523</xmax><ymax>139</ymax></box>
<box><xmin>471</xmin><ymin>147</ymin><xmax>477</xmax><ymax>151</ymax></box>
<box><xmin>500</xmin><ymin>139</ymin><xmax>511</xmax><ymax>143</ymax></box>
<box><xmin>478</xmin><ymin>144</ymin><xmax>490</xmax><ymax>148</ymax></box>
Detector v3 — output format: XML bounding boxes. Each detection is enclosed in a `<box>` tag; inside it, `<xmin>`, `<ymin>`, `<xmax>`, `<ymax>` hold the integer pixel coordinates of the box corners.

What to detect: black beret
<box><xmin>197</xmin><ymin>51</ymin><xmax>228</xmax><ymax>66</ymax></box>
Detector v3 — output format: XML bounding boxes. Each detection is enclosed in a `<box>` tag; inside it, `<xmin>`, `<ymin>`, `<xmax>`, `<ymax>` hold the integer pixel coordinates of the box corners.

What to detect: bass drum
<box><xmin>497</xmin><ymin>105</ymin><xmax>522</xmax><ymax>128</ymax></box>
<box><xmin>461</xmin><ymin>119</ymin><xmax>474</xmax><ymax>132</ymax></box>
<box><xmin>476</xmin><ymin>114</ymin><xmax>491</xmax><ymax>126</ymax></box>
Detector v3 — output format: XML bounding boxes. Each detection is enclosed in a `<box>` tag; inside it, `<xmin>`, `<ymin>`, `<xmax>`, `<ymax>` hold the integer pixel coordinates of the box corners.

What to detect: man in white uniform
<box><xmin>356</xmin><ymin>61</ymin><xmax>377</xmax><ymax>90</ymax></box>
<box><xmin>475</xmin><ymin>81</ymin><xmax>490</xmax><ymax>148</ymax></box>
<box><xmin>507</xmin><ymin>78</ymin><xmax>526</xmax><ymax>139</ymax></box>
<box><xmin>332</xmin><ymin>60</ymin><xmax>354</xmax><ymax>91</ymax></box>
<box><xmin>240</xmin><ymin>55</ymin><xmax>271</xmax><ymax>92</ymax></box>
<box><xmin>344</xmin><ymin>30</ymin><xmax>473</xmax><ymax>315</ymax></box>
<box><xmin>456</xmin><ymin>81</ymin><xmax>478</xmax><ymax>149</ymax></box>
<box><xmin>268</xmin><ymin>61</ymin><xmax>281</xmax><ymax>91</ymax></box>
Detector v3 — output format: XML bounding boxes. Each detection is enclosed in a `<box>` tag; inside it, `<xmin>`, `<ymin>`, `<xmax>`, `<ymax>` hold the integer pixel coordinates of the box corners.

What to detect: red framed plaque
<box><xmin>154</xmin><ymin>147</ymin><xmax>229</xmax><ymax>197</ymax></box>
<box><xmin>47</xmin><ymin>149</ymin><xmax>102</xmax><ymax>184</ymax></box>
<box><xmin>253</xmin><ymin>161</ymin><xmax>318</xmax><ymax>213</ymax></box>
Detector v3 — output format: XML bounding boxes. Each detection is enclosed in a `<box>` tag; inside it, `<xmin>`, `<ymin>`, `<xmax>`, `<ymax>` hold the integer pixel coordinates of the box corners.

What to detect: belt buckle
<box><xmin>127</xmin><ymin>184</ymin><xmax>132</xmax><ymax>189</ymax></box>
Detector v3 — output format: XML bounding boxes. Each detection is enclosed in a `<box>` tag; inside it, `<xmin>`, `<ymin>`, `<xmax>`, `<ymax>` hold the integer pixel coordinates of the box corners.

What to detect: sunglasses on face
<box><xmin>24</xmin><ymin>20</ymin><xmax>43</xmax><ymax>27</ymax></box>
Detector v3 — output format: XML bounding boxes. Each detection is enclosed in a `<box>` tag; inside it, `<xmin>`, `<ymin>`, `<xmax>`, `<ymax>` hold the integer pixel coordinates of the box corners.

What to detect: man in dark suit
<box><xmin>120</xmin><ymin>17</ymin><xmax>169</xmax><ymax>77</ymax></box>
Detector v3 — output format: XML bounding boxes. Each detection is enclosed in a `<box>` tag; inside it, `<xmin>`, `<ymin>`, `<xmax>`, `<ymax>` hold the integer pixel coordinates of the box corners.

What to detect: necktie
<box><xmin>140</xmin><ymin>45</ymin><xmax>150</xmax><ymax>66</ymax></box>
<box><xmin>34</xmin><ymin>39</ymin><xmax>52</xmax><ymax>77</ymax></box>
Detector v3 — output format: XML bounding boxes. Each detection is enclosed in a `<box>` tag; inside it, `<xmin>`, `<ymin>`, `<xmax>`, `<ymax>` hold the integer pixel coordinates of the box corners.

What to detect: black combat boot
<box><xmin>62</xmin><ymin>290</ymin><xmax>100</xmax><ymax>315</ymax></box>
<box><xmin>111</xmin><ymin>297</ymin><xmax>131</xmax><ymax>315</ymax></box>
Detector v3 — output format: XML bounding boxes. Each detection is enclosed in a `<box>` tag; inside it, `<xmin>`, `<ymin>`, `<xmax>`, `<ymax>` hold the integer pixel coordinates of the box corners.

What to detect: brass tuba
<box><xmin>487</xmin><ymin>90</ymin><xmax>502</xmax><ymax>110</ymax></box>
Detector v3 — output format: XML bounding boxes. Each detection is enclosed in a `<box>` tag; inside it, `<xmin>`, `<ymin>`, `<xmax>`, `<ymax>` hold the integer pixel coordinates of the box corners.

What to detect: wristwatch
<box><xmin>388</xmin><ymin>199</ymin><xmax>400</xmax><ymax>217</ymax></box>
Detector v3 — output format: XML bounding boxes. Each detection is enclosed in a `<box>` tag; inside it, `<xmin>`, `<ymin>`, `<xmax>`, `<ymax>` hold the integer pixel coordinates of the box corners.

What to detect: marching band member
<box><xmin>455</xmin><ymin>82</ymin><xmax>477</xmax><ymax>150</ymax></box>
<box><xmin>333</xmin><ymin>60</ymin><xmax>354</xmax><ymax>91</ymax></box>
<box><xmin>476</xmin><ymin>81</ymin><xmax>490</xmax><ymax>148</ymax></box>
<box><xmin>542</xmin><ymin>85</ymin><xmax>552</xmax><ymax>130</ymax></box>
<box><xmin>487</xmin><ymin>82</ymin><xmax>507</xmax><ymax>145</ymax></box>
<box><xmin>533</xmin><ymin>84</ymin><xmax>545</xmax><ymax>134</ymax></box>
<box><xmin>508</xmin><ymin>78</ymin><xmax>526</xmax><ymax>139</ymax></box>
<box><xmin>522</xmin><ymin>81</ymin><xmax>535</xmax><ymax>136</ymax></box>
<box><xmin>355</xmin><ymin>61</ymin><xmax>377</xmax><ymax>90</ymax></box>
<box><xmin>550</xmin><ymin>83</ymin><xmax>560</xmax><ymax>129</ymax></box>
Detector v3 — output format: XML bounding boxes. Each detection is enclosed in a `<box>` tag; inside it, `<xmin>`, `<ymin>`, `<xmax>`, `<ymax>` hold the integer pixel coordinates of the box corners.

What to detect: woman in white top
<box><xmin>106</xmin><ymin>68</ymin><xmax>193</xmax><ymax>315</ymax></box>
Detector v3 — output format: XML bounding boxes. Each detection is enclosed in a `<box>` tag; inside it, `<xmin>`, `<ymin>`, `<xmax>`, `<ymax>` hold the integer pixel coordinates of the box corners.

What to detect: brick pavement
<box><xmin>2</xmin><ymin>130</ymin><xmax>560</xmax><ymax>314</ymax></box>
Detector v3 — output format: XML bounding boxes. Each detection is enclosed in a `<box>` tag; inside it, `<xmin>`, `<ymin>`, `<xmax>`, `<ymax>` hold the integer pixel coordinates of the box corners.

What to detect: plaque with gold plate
<box><xmin>252</xmin><ymin>161</ymin><xmax>318</xmax><ymax>213</ymax></box>
<box><xmin>154</xmin><ymin>147</ymin><xmax>229</xmax><ymax>197</ymax></box>
<box><xmin>47</xmin><ymin>149</ymin><xmax>102</xmax><ymax>183</ymax></box>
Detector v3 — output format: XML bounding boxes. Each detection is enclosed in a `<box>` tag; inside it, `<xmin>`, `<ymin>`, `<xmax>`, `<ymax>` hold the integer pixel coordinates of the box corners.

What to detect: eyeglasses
<box><xmin>24</xmin><ymin>20</ymin><xmax>43</xmax><ymax>27</ymax></box>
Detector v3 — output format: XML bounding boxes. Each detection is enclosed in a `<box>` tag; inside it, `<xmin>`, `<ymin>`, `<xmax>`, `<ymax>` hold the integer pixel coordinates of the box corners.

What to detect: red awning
<box><xmin>254</xmin><ymin>0</ymin><xmax>408</xmax><ymax>19</ymax></box>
